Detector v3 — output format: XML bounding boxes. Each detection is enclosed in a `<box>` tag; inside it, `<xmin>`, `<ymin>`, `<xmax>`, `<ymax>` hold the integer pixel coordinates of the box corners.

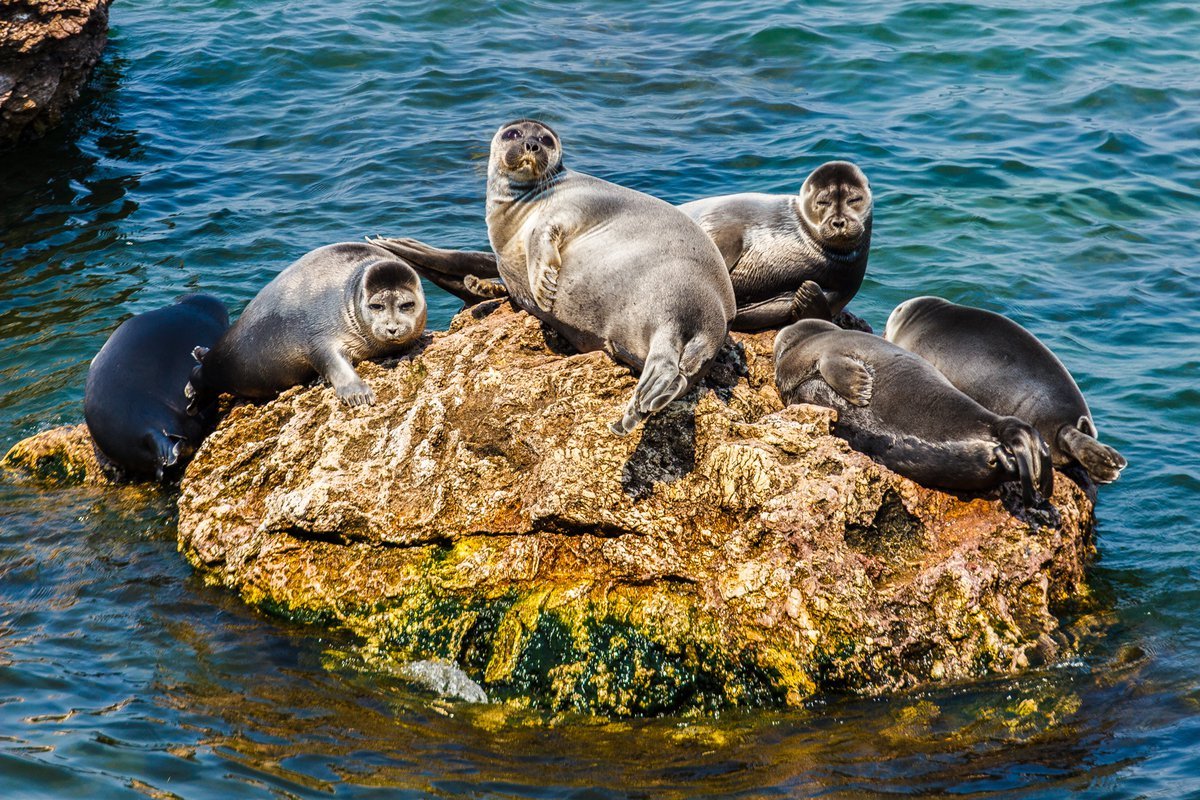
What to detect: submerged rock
<box><xmin>3</xmin><ymin>423</ymin><xmax>108</xmax><ymax>484</ymax></box>
<box><xmin>0</xmin><ymin>0</ymin><xmax>113</xmax><ymax>148</ymax></box>
<box><xmin>166</xmin><ymin>301</ymin><xmax>1096</xmax><ymax>716</ymax></box>
<box><xmin>398</xmin><ymin>659</ymin><xmax>489</xmax><ymax>704</ymax></box>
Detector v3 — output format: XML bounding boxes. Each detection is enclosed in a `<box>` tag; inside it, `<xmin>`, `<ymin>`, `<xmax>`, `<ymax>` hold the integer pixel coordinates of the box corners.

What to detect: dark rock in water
<box><xmin>163</xmin><ymin>302</ymin><xmax>1097</xmax><ymax>716</ymax></box>
<box><xmin>0</xmin><ymin>0</ymin><xmax>113</xmax><ymax>148</ymax></box>
<box><xmin>399</xmin><ymin>659</ymin><xmax>489</xmax><ymax>704</ymax></box>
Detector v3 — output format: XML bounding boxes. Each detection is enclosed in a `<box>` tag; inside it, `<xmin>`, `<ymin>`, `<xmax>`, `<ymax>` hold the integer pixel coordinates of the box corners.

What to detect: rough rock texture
<box><xmin>169</xmin><ymin>301</ymin><xmax>1096</xmax><ymax>716</ymax></box>
<box><xmin>0</xmin><ymin>0</ymin><xmax>112</xmax><ymax>148</ymax></box>
<box><xmin>2</xmin><ymin>423</ymin><xmax>108</xmax><ymax>483</ymax></box>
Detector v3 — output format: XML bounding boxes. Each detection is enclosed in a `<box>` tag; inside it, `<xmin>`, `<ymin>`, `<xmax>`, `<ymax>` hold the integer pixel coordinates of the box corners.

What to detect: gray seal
<box><xmin>679</xmin><ymin>160</ymin><xmax>872</xmax><ymax>330</ymax></box>
<box><xmin>84</xmin><ymin>294</ymin><xmax>229</xmax><ymax>482</ymax></box>
<box><xmin>372</xmin><ymin>160</ymin><xmax>871</xmax><ymax>333</ymax></box>
<box><xmin>378</xmin><ymin>118</ymin><xmax>736</xmax><ymax>435</ymax></box>
<box><xmin>775</xmin><ymin>318</ymin><xmax>1053</xmax><ymax>505</ymax></box>
<box><xmin>884</xmin><ymin>296</ymin><xmax>1126</xmax><ymax>483</ymax></box>
<box><xmin>192</xmin><ymin>242</ymin><xmax>427</xmax><ymax>407</ymax></box>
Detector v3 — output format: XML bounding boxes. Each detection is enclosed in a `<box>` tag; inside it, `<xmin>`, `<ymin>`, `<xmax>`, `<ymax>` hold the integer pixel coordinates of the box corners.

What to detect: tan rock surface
<box><xmin>0</xmin><ymin>0</ymin><xmax>113</xmax><ymax>147</ymax></box>
<box><xmin>168</xmin><ymin>301</ymin><xmax>1097</xmax><ymax>715</ymax></box>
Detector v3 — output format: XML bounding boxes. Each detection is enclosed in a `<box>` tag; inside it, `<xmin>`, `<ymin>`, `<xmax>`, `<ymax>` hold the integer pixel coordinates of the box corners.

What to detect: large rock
<box><xmin>167</xmin><ymin>301</ymin><xmax>1096</xmax><ymax>715</ymax></box>
<box><xmin>0</xmin><ymin>0</ymin><xmax>113</xmax><ymax>148</ymax></box>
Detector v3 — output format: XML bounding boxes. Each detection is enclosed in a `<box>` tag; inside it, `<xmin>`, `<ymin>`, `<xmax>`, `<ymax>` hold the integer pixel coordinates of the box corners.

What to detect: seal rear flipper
<box><xmin>416</xmin><ymin>267</ymin><xmax>507</xmax><ymax>306</ymax></box>
<box><xmin>609</xmin><ymin>334</ymin><xmax>694</xmax><ymax>436</ymax></box>
<box><xmin>367</xmin><ymin>236</ymin><xmax>501</xmax><ymax>278</ymax></box>
<box><xmin>817</xmin><ymin>353</ymin><xmax>873</xmax><ymax>406</ymax></box>
<box><xmin>1058</xmin><ymin>420</ymin><xmax>1126</xmax><ymax>483</ymax></box>
<box><xmin>995</xmin><ymin>416</ymin><xmax>1053</xmax><ymax>505</ymax></box>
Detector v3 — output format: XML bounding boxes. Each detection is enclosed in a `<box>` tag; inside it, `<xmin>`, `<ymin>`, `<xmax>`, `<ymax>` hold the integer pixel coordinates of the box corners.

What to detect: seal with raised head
<box><xmin>774</xmin><ymin>318</ymin><xmax>1053</xmax><ymax>505</ymax></box>
<box><xmin>191</xmin><ymin>242</ymin><xmax>427</xmax><ymax>408</ymax></box>
<box><xmin>382</xmin><ymin>118</ymin><xmax>736</xmax><ymax>434</ymax></box>
<box><xmin>884</xmin><ymin>296</ymin><xmax>1126</xmax><ymax>483</ymax></box>
<box><xmin>84</xmin><ymin>293</ymin><xmax>229</xmax><ymax>481</ymax></box>
<box><xmin>679</xmin><ymin>160</ymin><xmax>872</xmax><ymax>331</ymax></box>
<box><xmin>372</xmin><ymin>160</ymin><xmax>871</xmax><ymax>331</ymax></box>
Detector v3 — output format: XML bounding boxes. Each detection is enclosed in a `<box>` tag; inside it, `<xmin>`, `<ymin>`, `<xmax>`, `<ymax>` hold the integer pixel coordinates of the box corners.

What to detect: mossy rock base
<box><xmin>168</xmin><ymin>302</ymin><xmax>1097</xmax><ymax>716</ymax></box>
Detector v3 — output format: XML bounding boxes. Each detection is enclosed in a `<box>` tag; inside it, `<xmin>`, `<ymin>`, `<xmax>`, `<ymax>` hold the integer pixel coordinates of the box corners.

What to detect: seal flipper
<box><xmin>185</xmin><ymin>346</ymin><xmax>212</xmax><ymax>416</ymax></box>
<box><xmin>610</xmin><ymin>333</ymin><xmax>691</xmax><ymax>436</ymax></box>
<box><xmin>525</xmin><ymin>224</ymin><xmax>563</xmax><ymax>312</ymax></box>
<box><xmin>994</xmin><ymin>416</ymin><xmax>1053</xmax><ymax>506</ymax></box>
<box><xmin>1058</xmin><ymin>418</ymin><xmax>1126</xmax><ymax>483</ymax></box>
<box><xmin>312</xmin><ymin>347</ymin><xmax>374</xmax><ymax>407</ymax></box>
<box><xmin>368</xmin><ymin>237</ymin><xmax>500</xmax><ymax>278</ymax></box>
<box><xmin>791</xmin><ymin>280</ymin><xmax>834</xmax><ymax>322</ymax></box>
<box><xmin>817</xmin><ymin>353</ymin><xmax>873</xmax><ymax>406</ymax></box>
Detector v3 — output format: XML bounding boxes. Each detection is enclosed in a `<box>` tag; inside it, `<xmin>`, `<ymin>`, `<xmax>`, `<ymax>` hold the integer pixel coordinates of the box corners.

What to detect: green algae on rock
<box><xmin>169</xmin><ymin>300</ymin><xmax>1097</xmax><ymax>715</ymax></box>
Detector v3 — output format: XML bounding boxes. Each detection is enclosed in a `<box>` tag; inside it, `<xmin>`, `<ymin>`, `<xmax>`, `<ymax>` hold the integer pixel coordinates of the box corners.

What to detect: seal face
<box><xmin>84</xmin><ymin>293</ymin><xmax>229</xmax><ymax>482</ymax></box>
<box><xmin>679</xmin><ymin>160</ymin><xmax>872</xmax><ymax>331</ymax></box>
<box><xmin>884</xmin><ymin>296</ymin><xmax>1126</xmax><ymax>483</ymax></box>
<box><xmin>774</xmin><ymin>318</ymin><xmax>1053</xmax><ymax>504</ymax></box>
<box><xmin>482</xmin><ymin>117</ymin><xmax>736</xmax><ymax>434</ymax></box>
<box><xmin>193</xmin><ymin>243</ymin><xmax>427</xmax><ymax>408</ymax></box>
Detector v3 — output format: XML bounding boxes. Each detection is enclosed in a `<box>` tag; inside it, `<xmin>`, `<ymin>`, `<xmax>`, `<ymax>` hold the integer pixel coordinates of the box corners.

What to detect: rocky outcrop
<box><xmin>158</xmin><ymin>301</ymin><xmax>1096</xmax><ymax>716</ymax></box>
<box><xmin>0</xmin><ymin>0</ymin><xmax>113</xmax><ymax>148</ymax></box>
<box><xmin>2</xmin><ymin>423</ymin><xmax>108</xmax><ymax>483</ymax></box>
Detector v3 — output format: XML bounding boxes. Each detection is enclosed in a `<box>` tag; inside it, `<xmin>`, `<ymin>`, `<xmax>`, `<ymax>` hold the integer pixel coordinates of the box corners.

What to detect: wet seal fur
<box><xmin>381</xmin><ymin>118</ymin><xmax>735</xmax><ymax>434</ymax></box>
<box><xmin>679</xmin><ymin>160</ymin><xmax>872</xmax><ymax>331</ymax></box>
<box><xmin>191</xmin><ymin>242</ymin><xmax>426</xmax><ymax>408</ymax></box>
<box><xmin>885</xmin><ymin>296</ymin><xmax>1126</xmax><ymax>483</ymax></box>
<box><xmin>774</xmin><ymin>318</ymin><xmax>1053</xmax><ymax>505</ymax></box>
<box><xmin>84</xmin><ymin>294</ymin><xmax>229</xmax><ymax>482</ymax></box>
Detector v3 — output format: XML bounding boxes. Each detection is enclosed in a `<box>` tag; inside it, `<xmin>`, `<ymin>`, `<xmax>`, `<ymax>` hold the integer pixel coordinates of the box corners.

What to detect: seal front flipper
<box><xmin>368</xmin><ymin>236</ymin><xmax>500</xmax><ymax>278</ymax></box>
<box><xmin>994</xmin><ymin>416</ymin><xmax>1053</xmax><ymax>506</ymax></box>
<box><xmin>525</xmin><ymin>224</ymin><xmax>564</xmax><ymax>312</ymax></box>
<box><xmin>791</xmin><ymin>281</ymin><xmax>835</xmax><ymax>322</ymax></box>
<box><xmin>1058</xmin><ymin>417</ymin><xmax>1126</xmax><ymax>483</ymax></box>
<box><xmin>313</xmin><ymin>348</ymin><xmax>375</xmax><ymax>407</ymax></box>
<box><xmin>817</xmin><ymin>353</ymin><xmax>873</xmax><ymax>406</ymax></box>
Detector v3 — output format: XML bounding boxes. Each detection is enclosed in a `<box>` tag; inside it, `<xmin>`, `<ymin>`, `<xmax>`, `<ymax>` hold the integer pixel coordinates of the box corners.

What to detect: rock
<box><xmin>167</xmin><ymin>300</ymin><xmax>1097</xmax><ymax>716</ymax></box>
<box><xmin>0</xmin><ymin>0</ymin><xmax>113</xmax><ymax>148</ymax></box>
<box><xmin>398</xmin><ymin>659</ymin><xmax>489</xmax><ymax>704</ymax></box>
<box><xmin>2</xmin><ymin>423</ymin><xmax>108</xmax><ymax>484</ymax></box>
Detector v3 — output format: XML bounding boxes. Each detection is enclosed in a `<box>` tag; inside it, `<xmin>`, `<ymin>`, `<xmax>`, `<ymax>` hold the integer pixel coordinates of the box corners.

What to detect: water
<box><xmin>1</xmin><ymin>0</ymin><xmax>1198</xmax><ymax>796</ymax></box>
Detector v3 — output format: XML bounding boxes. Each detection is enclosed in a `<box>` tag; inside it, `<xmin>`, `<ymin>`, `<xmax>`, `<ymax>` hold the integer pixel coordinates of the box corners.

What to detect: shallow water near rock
<box><xmin>1</xmin><ymin>0</ymin><xmax>1198</xmax><ymax>796</ymax></box>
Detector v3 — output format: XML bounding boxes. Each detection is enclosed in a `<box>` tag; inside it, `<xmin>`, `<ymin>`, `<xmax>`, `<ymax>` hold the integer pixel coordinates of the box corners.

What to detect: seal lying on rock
<box><xmin>884</xmin><ymin>296</ymin><xmax>1126</xmax><ymax>483</ymax></box>
<box><xmin>775</xmin><ymin>318</ymin><xmax>1053</xmax><ymax>505</ymax></box>
<box><xmin>679</xmin><ymin>160</ymin><xmax>873</xmax><ymax>330</ymax></box>
<box><xmin>190</xmin><ymin>242</ymin><xmax>426</xmax><ymax>408</ymax></box>
<box><xmin>379</xmin><ymin>118</ymin><xmax>736</xmax><ymax>434</ymax></box>
<box><xmin>84</xmin><ymin>293</ymin><xmax>229</xmax><ymax>481</ymax></box>
<box><xmin>374</xmin><ymin>160</ymin><xmax>871</xmax><ymax>332</ymax></box>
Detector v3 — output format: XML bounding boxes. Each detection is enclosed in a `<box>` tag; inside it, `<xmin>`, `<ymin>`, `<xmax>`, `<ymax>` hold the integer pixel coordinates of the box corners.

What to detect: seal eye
<box><xmin>502</xmin><ymin>128</ymin><xmax>522</xmax><ymax>140</ymax></box>
<box><xmin>815</xmin><ymin>199</ymin><xmax>832</xmax><ymax>208</ymax></box>
<box><xmin>847</xmin><ymin>195</ymin><xmax>863</xmax><ymax>205</ymax></box>
<box><xmin>539</xmin><ymin>135</ymin><xmax>554</xmax><ymax>147</ymax></box>
<box><xmin>400</xmin><ymin>301</ymin><xmax>416</xmax><ymax>312</ymax></box>
<box><xmin>368</xmin><ymin>303</ymin><xmax>384</xmax><ymax>312</ymax></box>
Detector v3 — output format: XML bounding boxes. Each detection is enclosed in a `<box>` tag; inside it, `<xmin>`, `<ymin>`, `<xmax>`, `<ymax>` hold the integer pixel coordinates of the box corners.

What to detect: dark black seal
<box><xmin>774</xmin><ymin>318</ymin><xmax>1053</xmax><ymax>505</ymax></box>
<box><xmin>84</xmin><ymin>293</ymin><xmax>229</xmax><ymax>482</ymax></box>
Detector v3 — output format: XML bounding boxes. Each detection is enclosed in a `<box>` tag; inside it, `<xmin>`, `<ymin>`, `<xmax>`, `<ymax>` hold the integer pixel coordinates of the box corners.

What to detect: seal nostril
<box><xmin>831</xmin><ymin>217</ymin><xmax>847</xmax><ymax>229</ymax></box>
<box><xmin>525</xmin><ymin>141</ymin><xmax>540</xmax><ymax>153</ymax></box>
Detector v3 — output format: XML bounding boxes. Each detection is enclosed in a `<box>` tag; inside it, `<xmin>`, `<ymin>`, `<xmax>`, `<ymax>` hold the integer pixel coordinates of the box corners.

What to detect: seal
<box><xmin>774</xmin><ymin>318</ymin><xmax>1053</xmax><ymax>505</ymax></box>
<box><xmin>380</xmin><ymin>118</ymin><xmax>736</xmax><ymax>434</ymax></box>
<box><xmin>373</xmin><ymin>160</ymin><xmax>871</xmax><ymax>332</ymax></box>
<box><xmin>84</xmin><ymin>293</ymin><xmax>229</xmax><ymax>482</ymax></box>
<box><xmin>679</xmin><ymin>160</ymin><xmax>872</xmax><ymax>330</ymax></box>
<box><xmin>884</xmin><ymin>296</ymin><xmax>1126</xmax><ymax>483</ymax></box>
<box><xmin>191</xmin><ymin>242</ymin><xmax>427</xmax><ymax>408</ymax></box>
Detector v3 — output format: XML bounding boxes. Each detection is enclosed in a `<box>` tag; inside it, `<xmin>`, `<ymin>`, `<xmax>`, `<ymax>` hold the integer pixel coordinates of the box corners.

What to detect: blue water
<box><xmin>2</xmin><ymin>0</ymin><xmax>1199</xmax><ymax>796</ymax></box>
